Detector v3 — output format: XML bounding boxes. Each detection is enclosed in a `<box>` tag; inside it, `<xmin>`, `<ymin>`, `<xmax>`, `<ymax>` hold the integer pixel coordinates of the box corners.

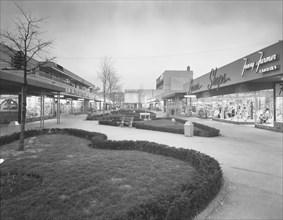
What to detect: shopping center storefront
<box><xmin>184</xmin><ymin>41</ymin><xmax>283</xmax><ymax>132</ymax></box>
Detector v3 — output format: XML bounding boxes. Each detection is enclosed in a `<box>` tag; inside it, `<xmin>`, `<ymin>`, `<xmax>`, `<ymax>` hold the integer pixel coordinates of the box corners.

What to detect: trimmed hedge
<box><xmin>133</xmin><ymin>122</ymin><xmax>184</xmax><ymax>134</ymax></box>
<box><xmin>98</xmin><ymin>120</ymin><xmax>120</xmax><ymax>126</ymax></box>
<box><xmin>90</xmin><ymin>139</ymin><xmax>223</xmax><ymax>220</ymax></box>
<box><xmin>132</xmin><ymin>118</ymin><xmax>220</xmax><ymax>137</ymax></box>
<box><xmin>86</xmin><ymin>113</ymin><xmax>110</xmax><ymax>121</ymax></box>
<box><xmin>0</xmin><ymin>128</ymin><xmax>107</xmax><ymax>147</ymax></box>
<box><xmin>1</xmin><ymin>128</ymin><xmax>223</xmax><ymax>220</ymax></box>
<box><xmin>86</xmin><ymin>110</ymin><xmax>156</xmax><ymax>121</ymax></box>
<box><xmin>172</xmin><ymin>117</ymin><xmax>220</xmax><ymax>137</ymax></box>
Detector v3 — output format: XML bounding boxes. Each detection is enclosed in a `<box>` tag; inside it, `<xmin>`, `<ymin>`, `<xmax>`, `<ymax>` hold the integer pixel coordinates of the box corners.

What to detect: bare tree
<box><xmin>107</xmin><ymin>69</ymin><xmax>121</xmax><ymax>107</ymax></box>
<box><xmin>97</xmin><ymin>56</ymin><xmax>121</xmax><ymax>113</ymax></box>
<box><xmin>0</xmin><ymin>4</ymin><xmax>55</xmax><ymax>151</ymax></box>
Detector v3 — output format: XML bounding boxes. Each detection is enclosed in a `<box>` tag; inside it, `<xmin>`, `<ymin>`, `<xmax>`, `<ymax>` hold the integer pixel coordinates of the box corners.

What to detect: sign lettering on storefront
<box><xmin>261</xmin><ymin>65</ymin><xmax>280</xmax><ymax>74</ymax></box>
<box><xmin>241</xmin><ymin>52</ymin><xmax>278</xmax><ymax>77</ymax></box>
<box><xmin>188</xmin><ymin>80</ymin><xmax>202</xmax><ymax>94</ymax></box>
<box><xmin>207</xmin><ymin>68</ymin><xmax>231</xmax><ymax>91</ymax></box>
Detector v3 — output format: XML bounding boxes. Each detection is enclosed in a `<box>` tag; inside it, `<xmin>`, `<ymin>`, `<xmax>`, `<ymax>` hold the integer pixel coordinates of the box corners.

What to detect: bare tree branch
<box><xmin>97</xmin><ymin>56</ymin><xmax>122</xmax><ymax>113</ymax></box>
<box><xmin>0</xmin><ymin>3</ymin><xmax>55</xmax><ymax>151</ymax></box>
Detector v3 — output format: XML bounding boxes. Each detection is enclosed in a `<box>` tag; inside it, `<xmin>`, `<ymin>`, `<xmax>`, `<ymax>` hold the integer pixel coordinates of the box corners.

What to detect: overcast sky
<box><xmin>1</xmin><ymin>0</ymin><xmax>282</xmax><ymax>90</ymax></box>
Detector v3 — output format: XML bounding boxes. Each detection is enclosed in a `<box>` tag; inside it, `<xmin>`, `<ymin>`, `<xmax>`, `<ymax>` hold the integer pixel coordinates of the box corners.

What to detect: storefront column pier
<box><xmin>40</xmin><ymin>90</ymin><xmax>45</xmax><ymax>128</ymax></box>
<box><xmin>57</xmin><ymin>92</ymin><xmax>60</xmax><ymax>124</ymax></box>
<box><xmin>83</xmin><ymin>99</ymin><xmax>89</xmax><ymax>114</ymax></box>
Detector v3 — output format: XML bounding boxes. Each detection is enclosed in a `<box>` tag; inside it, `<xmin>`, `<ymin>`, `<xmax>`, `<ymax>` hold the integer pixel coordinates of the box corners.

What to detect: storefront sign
<box><xmin>188</xmin><ymin>80</ymin><xmax>202</xmax><ymax>94</ymax></box>
<box><xmin>207</xmin><ymin>68</ymin><xmax>231</xmax><ymax>90</ymax></box>
<box><xmin>261</xmin><ymin>65</ymin><xmax>280</xmax><ymax>74</ymax></box>
<box><xmin>241</xmin><ymin>52</ymin><xmax>278</xmax><ymax>77</ymax></box>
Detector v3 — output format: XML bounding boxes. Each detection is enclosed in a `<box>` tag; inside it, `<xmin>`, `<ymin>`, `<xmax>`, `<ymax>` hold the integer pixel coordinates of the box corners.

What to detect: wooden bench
<box><xmin>139</xmin><ymin>112</ymin><xmax>151</xmax><ymax>120</ymax></box>
<box><xmin>120</xmin><ymin>116</ymin><xmax>134</xmax><ymax>127</ymax></box>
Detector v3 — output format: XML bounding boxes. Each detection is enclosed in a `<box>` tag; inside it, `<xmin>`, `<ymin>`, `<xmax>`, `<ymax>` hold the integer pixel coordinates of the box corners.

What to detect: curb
<box><xmin>194</xmin><ymin>176</ymin><xmax>230</xmax><ymax>220</ymax></box>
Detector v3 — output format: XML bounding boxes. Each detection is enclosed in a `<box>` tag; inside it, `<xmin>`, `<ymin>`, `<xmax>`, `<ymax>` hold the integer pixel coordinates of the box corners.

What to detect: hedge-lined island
<box><xmin>0</xmin><ymin>128</ymin><xmax>223</xmax><ymax>220</ymax></box>
<box><xmin>87</xmin><ymin>109</ymin><xmax>220</xmax><ymax>137</ymax></box>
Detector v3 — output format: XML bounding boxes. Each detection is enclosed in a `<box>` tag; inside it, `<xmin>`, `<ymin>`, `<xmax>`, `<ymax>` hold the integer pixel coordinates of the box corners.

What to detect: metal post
<box><xmin>42</xmin><ymin>90</ymin><xmax>45</xmax><ymax>127</ymax></box>
<box><xmin>40</xmin><ymin>90</ymin><xmax>43</xmax><ymax>128</ymax></box>
<box><xmin>57</xmin><ymin>92</ymin><xmax>60</xmax><ymax>124</ymax></box>
<box><xmin>254</xmin><ymin>91</ymin><xmax>258</xmax><ymax>123</ymax></box>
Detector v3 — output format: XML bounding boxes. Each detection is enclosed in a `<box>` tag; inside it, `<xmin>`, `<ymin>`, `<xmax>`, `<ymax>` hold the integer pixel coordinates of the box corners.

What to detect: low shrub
<box><xmin>86</xmin><ymin>113</ymin><xmax>111</xmax><ymax>120</ymax></box>
<box><xmin>91</xmin><ymin>139</ymin><xmax>223</xmax><ymax>220</ymax></box>
<box><xmin>0</xmin><ymin>128</ymin><xmax>107</xmax><ymax>147</ymax></box>
<box><xmin>133</xmin><ymin>122</ymin><xmax>184</xmax><ymax>134</ymax></box>
<box><xmin>87</xmin><ymin>109</ymin><xmax>156</xmax><ymax>122</ymax></box>
<box><xmin>192</xmin><ymin>122</ymin><xmax>220</xmax><ymax>137</ymax></box>
<box><xmin>172</xmin><ymin>118</ymin><xmax>220</xmax><ymax>137</ymax></box>
<box><xmin>133</xmin><ymin>118</ymin><xmax>220</xmax><ymax>137</ymax></box>
<box><xmin>98</xmin><ymin>120</ymin><xmax>120</xmax><ymax>126</ymax></box>
<box><xmin>111</xmin><ymin>109</ymin><xmax>156</xmax><ymax>118</ymax></box>
<box><xmin>1</xmin><ymin>129</ymin><xmax>223</xmax><ymax>220</ymax></box>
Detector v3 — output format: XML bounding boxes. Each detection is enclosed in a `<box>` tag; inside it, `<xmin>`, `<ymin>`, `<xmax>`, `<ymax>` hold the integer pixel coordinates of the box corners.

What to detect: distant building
<box><xmin>156</xmin><ymin>66</ymin><xmax>194</xmax><ymax>115</ymax></box>
<box><xmin>156</xmin><ymin>66</ymin><xmax>193</xmax><ymax>90</ymax></box>
<box><xmin>123</xmin><ymin>89</ymin><xmax>163</xmax><ymax>110</ymax></box>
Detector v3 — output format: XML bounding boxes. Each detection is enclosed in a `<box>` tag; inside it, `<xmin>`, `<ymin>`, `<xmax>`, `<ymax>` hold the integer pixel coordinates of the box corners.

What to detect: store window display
<box><xmin>26</xmin><ymin>96</ymin><xmax>54</xmax><ymax>118</ymax></box>
<box><xmin>255</xmin><ymin>90</ymin><xmax>274</xmax><ymax>125</ymax></box>
<box><xmin>275</xmin><ymin>83</ymin><xmax>283</xmax><ymax>122</ymax></box>
<box><xmin>0</xmin><ymin>97</ymin><xmax>18</xmax><ymax>111</ymax></box>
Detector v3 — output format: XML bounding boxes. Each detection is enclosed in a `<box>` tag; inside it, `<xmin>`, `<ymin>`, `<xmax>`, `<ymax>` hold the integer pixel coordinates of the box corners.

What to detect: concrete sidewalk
<box><xmin>1</xmin><ymin>114</ymin><xmax>282</xmax><ymax>219</ymax></box>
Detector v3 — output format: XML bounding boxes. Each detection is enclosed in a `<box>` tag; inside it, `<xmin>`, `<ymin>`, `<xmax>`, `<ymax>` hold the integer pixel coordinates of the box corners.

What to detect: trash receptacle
<box><xmin>8</xmin><ymin>121</ymin><xmax>20</xmax><ymax>134</ymax></box>
<box><xmin>184</xmin><ymin>121</ymin><xmax>194</xmax><ymax>137</ymax></box>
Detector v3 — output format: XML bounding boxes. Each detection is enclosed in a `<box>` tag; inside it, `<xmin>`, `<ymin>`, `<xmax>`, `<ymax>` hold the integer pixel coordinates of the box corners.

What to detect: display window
<box><xmin>26</xmin><ymin>96</ymin><xmax>54</xmax><ymax>118</ymax></box>
<box><xmin>0</xmin><ymin>95</ymin><xmax>18</xmax><ymax>111</ymax></box>
<box><xmin>72</xmin><ymin>100</ymin><xmax>84</xmax><ymax>114</ymax></box>
<box><xmin>198</xmin><ymin>92</ymin><xmax>256</xmax><ymax>123</ymax></box>
<box><xmin>255</xmin><ymin>90</ymin><xmax>274</xmax><ymax>125</ymax></box>
<box><xmin>275</xmin><ymin>83</ymin><xmax>283</xmax><ymax>122</ymax></box>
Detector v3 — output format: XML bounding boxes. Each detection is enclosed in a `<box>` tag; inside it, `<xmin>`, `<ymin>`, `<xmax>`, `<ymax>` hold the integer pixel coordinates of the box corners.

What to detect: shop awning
<box><xmin>161</xmin><ymin>92</ymin><xmax>186</xmax><ymax>100</ymax></box>
<box><xmin>0</xmin><ymin>70</ymin><xmax>64</xmax><ymax>95</ymax></box>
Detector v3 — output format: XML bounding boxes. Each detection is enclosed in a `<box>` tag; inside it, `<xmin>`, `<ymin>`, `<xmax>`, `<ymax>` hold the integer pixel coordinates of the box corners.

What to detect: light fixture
<box><xmin>184</xmin><ymin>95</ymin><xmax>196</xmax><ymax>98</ymax></box>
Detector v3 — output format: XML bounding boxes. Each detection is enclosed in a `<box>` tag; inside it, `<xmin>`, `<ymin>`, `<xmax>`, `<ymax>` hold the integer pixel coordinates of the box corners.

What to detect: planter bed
<box><xmin>0</xmin><ymin>128</ymin><xmax>223</xmax><ymax>220</ymax></box>
<box><xmin>132</xmin><ymin>118</ymin><xmax>220</xmax><ymax>137</ymax></box>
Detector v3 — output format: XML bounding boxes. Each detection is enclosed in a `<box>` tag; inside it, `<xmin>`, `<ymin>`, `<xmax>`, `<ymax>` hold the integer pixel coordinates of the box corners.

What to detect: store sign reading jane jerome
<box><xmin>241</xmin><ymin>51</ymin><xmax>279</xmax><ymax>77</ymax></box>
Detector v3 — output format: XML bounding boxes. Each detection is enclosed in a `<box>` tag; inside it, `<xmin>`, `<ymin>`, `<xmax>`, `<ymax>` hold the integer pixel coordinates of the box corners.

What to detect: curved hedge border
<box><xmin>0</xmin><ymin>129</ymin><xmax>223</xmax><ymax>220</ymax></box>
<box><xmin>133</xmin><ymin>118</ymin><xmax>220</xmax><ymax>137</ymax></box>
<box><xmin>90</xmin><ymin>140</ymin><xmax>223</xmax><ymax>219</ymax></box>
<box><xmin>98</xmin><ymin>120</ymin><xmax>120</xmax><ymax>126</ymax></box>
<box><xmin>0</xmin><ymin>128</ymin><xmax>107</xmax><ymax>147</ymax></box>
<box><xmin>86</xmin><ymin>110</ymin><xmax>156</xmax><ymax>121</ymax></box>
<box><xmin>173</xmin><ymin>117</ymin><xmax>220</xmax><ymax>137</ymax></box>
<box><xmin>98</xmin><ymin>117</ymin><xmax>220</xmax><ymax>137</ymax></box>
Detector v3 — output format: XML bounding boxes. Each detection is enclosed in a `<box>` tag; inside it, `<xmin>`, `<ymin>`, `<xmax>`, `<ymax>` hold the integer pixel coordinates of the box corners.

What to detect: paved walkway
<box><xmin>1</xmin><ymin>114</ymin><xmax>282</xmax><ymax>220</ymax></box>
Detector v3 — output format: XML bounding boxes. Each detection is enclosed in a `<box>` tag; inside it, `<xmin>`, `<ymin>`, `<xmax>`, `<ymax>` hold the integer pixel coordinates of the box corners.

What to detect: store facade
<box><xmin>0</xmin><ymin>43</ymin><xmax>98</xmax><ymax>124</ymax></box>
<box><xmin>184</xmin><ymin>41</ymin><xmax>283</xmax><ymax>132</ymax></box>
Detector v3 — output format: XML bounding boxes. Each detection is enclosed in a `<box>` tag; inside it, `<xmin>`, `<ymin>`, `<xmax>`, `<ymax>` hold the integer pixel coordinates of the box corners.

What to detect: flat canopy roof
<box><xmin>0</xmin><ymin>70</ymin><xmax>65</xmax><ymax>95</ymax></box>
<box><xmin>40</xmin><ymin>63</ymin><xmax>96</xmax><ymax>89</ymax></box>
<box><xmin>161</xmin><ymin>92</ymin><xmax>186</xmax><ymax>100</ymax></box>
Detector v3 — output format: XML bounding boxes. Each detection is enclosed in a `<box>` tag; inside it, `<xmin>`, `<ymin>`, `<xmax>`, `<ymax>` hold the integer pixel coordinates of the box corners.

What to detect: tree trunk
<box><xmin>18</xmin><ymin>65</ymin><xmax>28</xmax><ymax>151</ymax></box>
<box><xmin>18</xmin><ymin>83</ymin><xmax>27</xmax><ymax>151</ymax></box>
